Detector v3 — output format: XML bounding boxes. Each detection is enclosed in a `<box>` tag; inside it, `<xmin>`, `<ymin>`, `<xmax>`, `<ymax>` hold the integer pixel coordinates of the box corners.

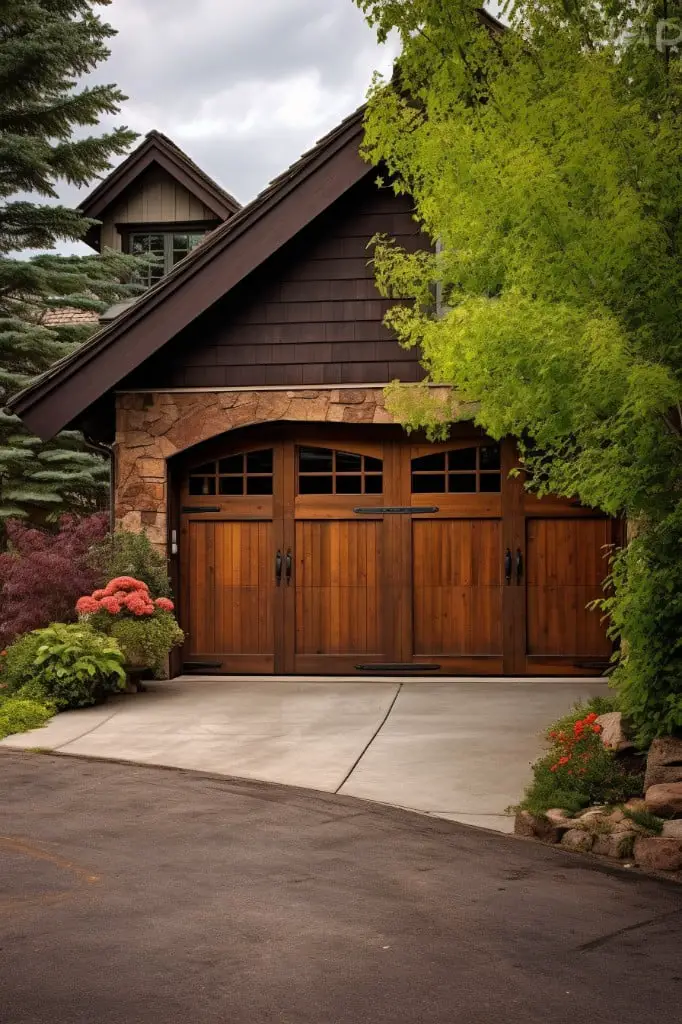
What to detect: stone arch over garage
<box><xmin>114</xmin><ymin>386</ymin><xmax>453</xmax><ymax>549</ymax></box>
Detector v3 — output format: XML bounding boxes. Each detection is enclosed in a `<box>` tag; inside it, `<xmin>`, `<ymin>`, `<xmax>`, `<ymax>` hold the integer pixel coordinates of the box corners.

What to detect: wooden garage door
<box><xmin>176</xmin><ymin>427</ymin><xmax>615</xmax><ymax>676</ymax></box>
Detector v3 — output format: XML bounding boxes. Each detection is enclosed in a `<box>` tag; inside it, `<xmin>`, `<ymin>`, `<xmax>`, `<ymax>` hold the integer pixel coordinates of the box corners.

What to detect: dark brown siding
<box><xmin>122</xmin><ymin>176</ymin><xmax>426</xmax><ymax>389</ymax></box>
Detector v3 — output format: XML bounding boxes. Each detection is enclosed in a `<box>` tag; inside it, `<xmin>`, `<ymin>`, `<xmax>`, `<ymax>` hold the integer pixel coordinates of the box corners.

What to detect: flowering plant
<box><xmin>517</xmin><ymin>700</ymin><xmax>644</xmax><ymax>815</ymax></box>
<box><xmin>76</xmin><ymin>577</ymin><xmax>183</xmax><ymax>678</ymax></box>
<box><xmin>76</xmin><ymin>577</ymin><xmax>174</xmax><ymax>619</ymax></box>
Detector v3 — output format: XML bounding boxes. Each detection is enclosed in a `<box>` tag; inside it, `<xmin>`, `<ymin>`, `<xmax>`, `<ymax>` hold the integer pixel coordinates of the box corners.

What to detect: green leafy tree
<box><xmin>355</xmin><ymin>0</ymin><xmax>682</xmax><ymax>740</ymax></box>
<box><xmin>0</xmin><ymin>0</ymin><xmax>143</xmax><ymax>524</ymax></box>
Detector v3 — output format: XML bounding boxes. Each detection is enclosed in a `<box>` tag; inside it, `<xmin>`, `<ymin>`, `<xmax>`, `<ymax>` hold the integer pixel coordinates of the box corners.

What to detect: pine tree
<box><xmin>0</xmin><ymin>1</ymin><xmax>142</xmax><ymax>524</ymax></box>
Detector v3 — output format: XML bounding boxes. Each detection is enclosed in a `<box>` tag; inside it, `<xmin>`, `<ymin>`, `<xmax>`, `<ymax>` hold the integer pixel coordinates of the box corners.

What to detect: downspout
<box><xmin>83</xmin><ymin>435</ymin><xmax>116</xmax><ymax>535</ymax></box>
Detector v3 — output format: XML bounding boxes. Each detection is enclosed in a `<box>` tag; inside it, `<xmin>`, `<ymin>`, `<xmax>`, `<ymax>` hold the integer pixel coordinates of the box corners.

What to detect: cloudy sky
<box><xmin>57</xmin><ymin>0</ymin><xmax>400</xmax><ymax>253</ymax></box>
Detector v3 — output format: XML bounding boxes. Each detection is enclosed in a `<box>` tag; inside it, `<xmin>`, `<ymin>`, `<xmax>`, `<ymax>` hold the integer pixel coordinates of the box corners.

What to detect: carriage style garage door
<box><xmin>177</xmin><ymin>425</ymin><xmax>617</xmax><ymax>676</ymax></box>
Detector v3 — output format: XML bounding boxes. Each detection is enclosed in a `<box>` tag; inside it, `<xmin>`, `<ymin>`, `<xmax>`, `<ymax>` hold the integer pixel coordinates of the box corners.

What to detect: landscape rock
<box><xmin>593</xmin><ymin>832</ymin><xmax>637</xmax><ymax>859</ymax></box>
<box><xmin>545</xmin><ymin>808</ymin><xmax>575</xmax><ymax>830</ymax></box>
<box><xmin>577</xmin><ymin>807</ymin><xmax>608</xmax><ymax>824</ymax></box>
<box><xmin>514</xmin><ymin>811</ymin><xmax>560</xmax><ymax>843</ymax></box>
<box><xmin>596</xmin><ymin>712</ymin><xmax>635</xmax><ymax>753</ymax></box>
<box><xmin>644</xmin><ymin>783</ymin><xmax>682</xmax><ymax>818</ymax></box>
<box><xmin>634</xmin><ymin>836</ymin><xmax>682</xmax><ymax>872</ymax></box>
<box><xmin>561</xmin><ymin>829</ymin><xmax>594</xmax><ymax>853</ymax></box>
<box><xmin>644</xmin><ymin>737</ymin><xmax>682</xmax><ymax>791</ymax></box>
<box><xmin>624</xmin><ymin>797</ymin><xmax>648</xmax><ymax>813</ymax></box>
<box><xmin>661</xmin><ymin>820</ymin><xmax>682</xmax><ymax>840</ymax></box>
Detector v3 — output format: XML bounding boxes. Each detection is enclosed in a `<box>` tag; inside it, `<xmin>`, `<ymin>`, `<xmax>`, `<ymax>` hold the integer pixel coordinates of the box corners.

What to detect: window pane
<box><xmin>219</xmin><ymin>455</ymin><xmax>243</xmax><ymax>474</ymax></box>
<box><xmin>246</xmin><ymin>476</ymin><xmax>273</xmax><ymax>495</ymax></box>
<box><xmin>480</xmin><ymin>445</ymin><xmax>501</xmax><ymax>471</ymax></box>
<box><xmin>412</xmin><ymin>453</ymin><xmax>445</xmax><ymax>472</ymax></box>
<box><xmin>336</xmin><ymin>475</ymin><xmax>362</xmax><ymax>494</ymax></box>
<box><xmin>412</xmin><ymin>473</ymin><xmax>446</xmax><ymax>493</ymax></box>
<box><xmin>299</xmin><ymin>447</ymin><xmax>333</xmax><ymax>473</ymax></box>
<box><xmin>480</xmin><ymin>473</ymin><xmax>502</xmax><ymax>493</ymax></box>
<box><xmin>449</xmin><ymin>447</ymin><xmax>477</xmax><ymax>471</ymax></box>
<box><xmin>219</xmin><ymin>477</ymin><xmax>243</xmax><ymax>496</ymax></box>
<box><xmin>365</xmin><ymin>475</ymin><xmax>383</xmax><ymax>494</ymax></box>
<box><xmin>449</xmin><ymin>473</ymin><xmax>477</xmax><ymax>493</ymax></box>
<box><xmin>246</xmin><ymin>449</ymin><xmax>273</xmax><ymax>474</ymax></box>
<box><xmin>189</xmin><ymin>477</ymin><xmax>216</xmax><ymax>495</ymax></box>
<box><xmin>336</xmin><ymin>450</ymin><xmax>362</xmax><ymax>472</ymax></box>
<box><xmin>365</xmin><ymin>456</ymin><xmax>382</xmax><ymax>472</ymax></box>
<box><xmin>299</xmin><ymin>475</ymin><xmax>333</xmax><ymax>494</ymax></box>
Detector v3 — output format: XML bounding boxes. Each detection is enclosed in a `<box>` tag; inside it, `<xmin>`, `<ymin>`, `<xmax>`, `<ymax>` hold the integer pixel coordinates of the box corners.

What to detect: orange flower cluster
<box><xmin>76</xmin><ymin>577</ymin><xmax>174</xmax><ymax>619</ymax></box>
<box><xmin>548</xmin><ymin>713</ymin><xmax>602</xmax><ymax>776</ymax></box>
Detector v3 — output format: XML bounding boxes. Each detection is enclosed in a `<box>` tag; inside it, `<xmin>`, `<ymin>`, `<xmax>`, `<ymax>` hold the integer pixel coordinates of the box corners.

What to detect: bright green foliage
<box><xmin>0</xmin><ymin>694</ymin><xmax>53</xmax><ymax>739</ymax></box>
<box><xmin>356</xmin><ymin>0</ymin><xmax>682</xmax><ymax>740</ymax></box>
<box><xmin>0</xmin><ymin>628</ymin><xmax>45</xmax><ymax>691</ymax></box>
<box><xmin>518</xmin><ymin>700</ymin><xmax>644</xmax><ymax>815</ymax></box>
<box><xmin>0</xmin><ymin>1</ymin><xmax>144</xmax><ymax>525</ymax></box>
<box><xmin>89</xmin><ymin>530</ymin><xmax>173</xmax><ymax>598</ymax></box>
<box><xmin>7</xmin><ymin>622</ymin><xmax>127</xmax><ymax>709</ymax></box>
<box><xmin>102</xmin><ymin>613</ymin><xmax>184</xmax><ymax>678</ymax></box>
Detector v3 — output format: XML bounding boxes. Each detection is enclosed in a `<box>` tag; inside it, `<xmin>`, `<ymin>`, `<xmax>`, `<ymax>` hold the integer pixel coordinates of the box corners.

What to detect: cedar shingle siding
<box><xmin>122</xmin><ymin>179</ymin><xmax>426</xmax><ymax>390</ymax></box>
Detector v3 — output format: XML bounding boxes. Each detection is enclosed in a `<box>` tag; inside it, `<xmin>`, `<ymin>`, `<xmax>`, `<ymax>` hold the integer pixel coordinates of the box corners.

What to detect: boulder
<box><xmin>596</xmin><ymin>712</ymin><xmax>635</xmax><ymax>753</ymax></box>
<box><xmin>514</xmin><ymin>811</ymin><xmax>560</xmax><ymax>843</ymax></box>
<box><xmin>661</xmin><ymin>820</ymin><xmax>682</xmax><ymax>840</ymax></box>
<box><xmin>644</xmin><ymin>737</ymin><xmax>682</xmax><ymax>791</ymax></box>
<box><xmin>561</xmin><ymin>829</ymin><xmax>594</xmax><ymax>853</ymax></box>
<box><xmin>645</xmin><ymin>783</ymin><xmax>682</xmax><ymax>818</ymax></box>
<box><xmin>593</xmin><ymin>832</ymin><xmax>637</xmax><ymax>859</ymax></box>
<box><xmin>545</xmin><ymin>808</ymin><xmax>575</xmax><ymax>830</ymax></box>
<box><xmin>634</xmin><ymin>836</ymin><xmax>682</xmax><ymax>873</ymax></box>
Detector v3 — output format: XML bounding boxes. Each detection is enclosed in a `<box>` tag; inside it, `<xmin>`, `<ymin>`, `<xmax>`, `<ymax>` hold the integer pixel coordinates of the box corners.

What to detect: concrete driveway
<box><xmin>1</xmin><ymin>676</ymin><xmax>608</xmax><ymax>831</ymax></box>
<box><xmin>2</xmin><ymin>753</ymin><xmax>682</xmax><ymax>1024</ymax></box>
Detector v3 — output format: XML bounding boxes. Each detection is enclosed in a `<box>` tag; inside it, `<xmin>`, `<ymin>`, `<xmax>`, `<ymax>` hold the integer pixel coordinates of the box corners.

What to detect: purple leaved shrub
<box><xmin>0</xmin><ymin>514</ymin><xmax>109</xmax><ymax>648</ymax></box>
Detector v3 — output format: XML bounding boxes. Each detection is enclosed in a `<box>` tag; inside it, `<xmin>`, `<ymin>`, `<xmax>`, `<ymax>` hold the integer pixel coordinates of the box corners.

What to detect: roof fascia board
<box><xmin>17</xmin><ymin>126</ymin><xmax>369</xmax><ymax>439</ymax></box>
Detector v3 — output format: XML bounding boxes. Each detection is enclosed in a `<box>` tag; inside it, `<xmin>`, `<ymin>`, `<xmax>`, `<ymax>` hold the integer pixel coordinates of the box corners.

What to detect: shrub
<box><xmin>77</xmin><ymin>576</ymin><xmax>184</xmax><ymax>676</ymax></box>
<box><xmin>28</xmin><ymin>623</ymin><xmax>126</xmax><ymax>710</ymax></box>
<box><xmin>518</xmin><ymin>701</ymin><xmax>644</xmax><ymax>815</ymax></box>
<box><xmin>89</xmin><ymin>530</ymin><xmax>172</xmax><ymax>598</ymax></box>
<box><xmin>106</xmin><ymin>615</ymin><xmax>184</xmax><ymax>677</ymax></box>
<box><xmin>0</xmin><ymin>630</ymin><xmax>46</xmax><ymax>692</ymax></box>
<box><xmin>603</xmin><ymin>512</ymin><xmax>682</xmax><ymax>745</ymax></box>
<box><xmin>0</xmin><ymin>696</ymin><xmax>53</xmax><ymax>740</ymax></box>
<box><xmin>0</xmin><ymin>513</ymin><xmax>109</xmax><ymax>648</ymax></box>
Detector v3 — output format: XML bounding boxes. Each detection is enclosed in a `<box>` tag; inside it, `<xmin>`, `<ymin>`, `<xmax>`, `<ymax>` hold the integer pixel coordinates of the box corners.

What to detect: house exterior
<box><xmin>8</xmin><ymin>109</ymin><xmax>618</xmax><ymax>678</ymax></box>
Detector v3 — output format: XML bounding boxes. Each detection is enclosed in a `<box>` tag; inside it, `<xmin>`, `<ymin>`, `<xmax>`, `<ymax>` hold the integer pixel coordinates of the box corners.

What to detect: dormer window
<box><xmin>129</xmin><ymin>230</ymin><xmax>207</xmax><ymax>287</ymax></box>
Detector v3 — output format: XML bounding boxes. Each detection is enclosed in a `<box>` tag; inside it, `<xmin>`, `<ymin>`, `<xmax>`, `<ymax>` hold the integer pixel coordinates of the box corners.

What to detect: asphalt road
<box><xmin>2</xmin><ymin>751</ymin><xmax>682</xmax><ymax>1024</ymax></box>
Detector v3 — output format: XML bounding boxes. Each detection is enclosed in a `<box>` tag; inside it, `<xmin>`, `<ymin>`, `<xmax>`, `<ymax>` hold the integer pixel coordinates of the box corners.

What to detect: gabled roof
<box><xmin>80</xmin><ymin>130</ymin><xmax>241</xmax><ymax>241</ymax></box>
<box><xmin>10</xmin><ymin>106</ymin><xmax>370</xmax><ymax>439</ymax></box>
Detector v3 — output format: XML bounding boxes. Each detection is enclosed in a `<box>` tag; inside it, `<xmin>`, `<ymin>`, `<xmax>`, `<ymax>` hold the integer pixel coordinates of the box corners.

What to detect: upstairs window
<box><xmin>129</xmin><ymin>230</ymin><xmax>207</xmax><ymax>287</ymax></box>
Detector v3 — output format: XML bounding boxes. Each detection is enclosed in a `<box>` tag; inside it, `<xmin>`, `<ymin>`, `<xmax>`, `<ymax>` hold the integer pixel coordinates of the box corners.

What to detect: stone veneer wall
<box><xmin>115</xmin><ymin>387</ymin><xmax>424</xmax><ymax>551</ymax></box>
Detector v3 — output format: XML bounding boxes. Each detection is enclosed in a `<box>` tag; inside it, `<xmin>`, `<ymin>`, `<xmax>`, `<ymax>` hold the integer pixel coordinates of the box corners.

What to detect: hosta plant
<box><xmin>8</xmin><ymin>623</ymin><xmax>127</xmax><ymax>710</ymax></box>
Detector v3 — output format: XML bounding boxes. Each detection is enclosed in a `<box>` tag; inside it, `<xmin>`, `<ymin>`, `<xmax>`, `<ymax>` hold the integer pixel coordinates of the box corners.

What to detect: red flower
<box><xmin>76</xmin><ymin>596</ymin><xmax>100</xmax><ymax>616</ymax></box>
<box><xmin>107</xmin><ymin>576</ymin><xmax>150</xmax><ymax>595</ymax></box>
<box><xmin>558</xmin><ymin>756</ymin><xmax>570</xmax><ymax>766</ymax></box>
<box><xmin>100</xmin><ymin>596</ymin><xmax>123</xmax><ymax>615</ymax></box>
<box><xmin>0</xmin><ymin>650</ymin><xmax>7</xmax><ymax>657</ymax></box>
<box><xmin>592</xmin><ymin>725</ymin><xmax>602</xmax><ymax>734</ymax></box>
<box><xmin>92</xmin><ymin>589</ymin><xmax>107</xmax><ymax>600</ymax></box>
<box><xmin>123</xmin><ymin>592</ymin><xmax>155</xmax><ymax>617</ymax></box>
<box><xmin>154</xmin><ymin>597</ymin><xmax>174</xmax><ymax>612</ymax></box>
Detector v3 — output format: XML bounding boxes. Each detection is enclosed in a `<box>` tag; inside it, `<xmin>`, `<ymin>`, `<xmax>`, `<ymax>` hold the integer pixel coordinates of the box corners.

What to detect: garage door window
<box><xmin>411</xmin><ymin>445</ymin><xmax>501</xmax><ymax>493</ymax></box>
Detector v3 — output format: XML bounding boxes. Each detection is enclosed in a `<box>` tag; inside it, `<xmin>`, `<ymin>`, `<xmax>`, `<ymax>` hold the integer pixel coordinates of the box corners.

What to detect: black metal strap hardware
<box><xmin>275</xmin><ymin>550</ymin><xmax>283</xmax><ymax>585</ymax></box>
<box><xmin>353</xmin><ymin>506</ymin><xmax>439</xmax><ymax>515</ymax></box>
<box><xmin>182</xmin><ymin>506</ymin><xmax>221</xmax><ymax>513</ymax></box>
<box><xmin>285</xmin><ymin>550</ymin><xmax>292</xmax><ymax>585</ymax></box>
<box><xmin>515</xmin><ymin>548</ymin><xmax>523</xmax><ymax>584</ymax></box>
<box><xmin>356</xmin><ymin>663</ymin><xmax>441</xmax><ymax>672</ymax></box>
<box><xmin>504</xmin><ymin>548</ymin><xmax>512</xmax><ymax>584</ymax></box>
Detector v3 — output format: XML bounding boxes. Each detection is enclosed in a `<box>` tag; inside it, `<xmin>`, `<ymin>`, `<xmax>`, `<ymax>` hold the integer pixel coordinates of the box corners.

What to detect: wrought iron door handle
<box><xmin>275</xmin><ymin>550</ymin><xmax>283</xmax><ymax>585</ymax></box>
<box><xmin>504</xmin><ymin>548</ymin><xmax>512</xmax><ymax>584</ymax></box>
<box><xmin>516</xmin><ymin>548</ymin><xmax>523</xmax><ymax>584</ymax></box>
<box><xmin>285</xmin><ymin>550</ymin><xmax>292</xmax><ymax>585</ymax></box>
